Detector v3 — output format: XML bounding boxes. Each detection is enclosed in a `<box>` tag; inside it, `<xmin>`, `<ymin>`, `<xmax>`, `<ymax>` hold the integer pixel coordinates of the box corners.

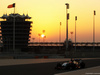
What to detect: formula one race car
<box><xmin>55</xmin><ymin>59</ymin><xmax>85</xmax><ymax>70</ymax></box>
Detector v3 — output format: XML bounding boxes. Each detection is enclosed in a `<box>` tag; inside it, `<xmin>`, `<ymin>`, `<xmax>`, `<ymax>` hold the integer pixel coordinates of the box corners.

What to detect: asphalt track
<box><xmin>0</xmin><ymin>59</ymin><xmax>100</xmax><ymax>75</ymax></box>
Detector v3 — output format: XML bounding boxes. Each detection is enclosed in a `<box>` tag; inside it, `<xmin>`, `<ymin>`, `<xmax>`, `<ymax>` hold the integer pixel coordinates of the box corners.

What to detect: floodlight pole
<box><xmin>65</xmin><ymin>3</ymin><xmax>69</xmax><ymax>56</ymax></box>
<box><xmin>75</xmin><ymin>16</ymin><xmax>77</xmax><ymax>52</ymax></box>
<box><xmin>93</xmin><ymin>10</ymin><xmax>96</xmax><ymax>54</ymax></box>
<box><xmin>38</xmin><ymin>34</ymin><xmax>41</xmax><ymax>43</ymax></box>
<box><xmin>13</xmin><ymin>7</ymin><xmax>16</xmax><ymax>53</ymax></box>
<box><xmin>59</xmin><ymin>22</ymin><xmax>61</xmax><ymax>42</ymax></box>
<box><xmin>13</xmin><ymin>16</ymin><xmax>15</xmax><ymax>53</ymax></box>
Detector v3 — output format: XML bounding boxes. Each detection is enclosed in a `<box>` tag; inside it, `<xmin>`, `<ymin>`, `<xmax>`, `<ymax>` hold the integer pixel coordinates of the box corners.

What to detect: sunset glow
<box><xmin>0</xmin><ymin>0</ymin><xmax>100</xmax><ymax>42</ymax></box>
<box><xmin>41</xmin><ymin>34</ymin><xmax>45</xmax><ymax>38</ymax></box>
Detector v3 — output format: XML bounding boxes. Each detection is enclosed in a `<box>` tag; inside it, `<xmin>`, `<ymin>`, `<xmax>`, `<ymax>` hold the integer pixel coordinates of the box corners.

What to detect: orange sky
<box><xmin>0</xmin><ymin>0</ymin><xmax>100</xmax><ymax>42</ymax></box>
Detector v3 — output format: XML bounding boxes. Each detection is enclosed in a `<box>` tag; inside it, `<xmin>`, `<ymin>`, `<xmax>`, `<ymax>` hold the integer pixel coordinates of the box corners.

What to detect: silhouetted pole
<box><xmin>43</xmin><ymin>30</ymin><xmax>45</xmax><ymax>42</ymax></box>
<box><xmin>70</xmin><ymin>32</ymin><xmax>73</xmax><ymax>41</ymax></box>
<box><xmin>65</xmin><ymin>3</ymin><xmax>69</xmax><ymax>56</ymax></box>
<box><xmin>44</xmin><ymin>36</ymin><xmax>46</xmax><ymax>42</ymax></box>
<box><xmin>59</xmin><ymin>22</ymin><xmax>62</xmax><ymax>50</ymax></box>
<box><xmin>32</xmin><ymin>38</ymin><xmax>35</xmax><ymax>46</ymax></box>
<box><xmin>59</xmin><ymin>22</ymin><xmax>61</xmax><ymax>42</ymax></box>
<box><xmin>38</xmin><ymin>34</ymin><xmax>41</xmax><ymax>43</ymax></box>
<box><xmin>75</xmin><ymin>16</ymin><xmax>77</xmax><ymax>52</ymax></box>
<box><xmin>93</xmin><ymin>10</ymin><xmax>96</xmax><ymax>53</ymax></box>
<box><xmin>13</xmin><ymin>16</ymin><xmax>15</xmax><ymax>53</ymax></box>
<box><xmin>13</xmin><ymin>4</ymin><xmax>16</xmax><ymax>53</ymax></box>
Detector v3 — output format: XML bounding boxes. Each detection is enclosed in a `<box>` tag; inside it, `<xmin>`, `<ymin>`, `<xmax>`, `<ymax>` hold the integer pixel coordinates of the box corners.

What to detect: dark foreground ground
<box><xmin>0</xmin><ymin>59</ymin><xmax>100</xmax><ymax>75</ymax></box>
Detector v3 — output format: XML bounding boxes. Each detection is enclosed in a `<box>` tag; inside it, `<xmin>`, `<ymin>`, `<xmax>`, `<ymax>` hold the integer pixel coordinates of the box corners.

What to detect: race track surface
<box><xmin>0</xmin><ymin>59</ymin><xmax>100</xmax><ymax>75</ymax></box>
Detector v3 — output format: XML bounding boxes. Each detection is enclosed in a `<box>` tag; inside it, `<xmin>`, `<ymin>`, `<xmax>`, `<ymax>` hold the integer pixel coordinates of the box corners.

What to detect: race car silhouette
<box><xmin>55</xmin><ymin>59</ymin><xmax>85</xmax><ymax>70</ymax></box>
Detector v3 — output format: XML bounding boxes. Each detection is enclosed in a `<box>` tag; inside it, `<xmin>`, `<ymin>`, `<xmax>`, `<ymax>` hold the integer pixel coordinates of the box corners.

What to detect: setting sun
<box><xmin>41</xmin><ymin>34</ymin><xmax>45</xmax><ymax>38</ymax></box>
